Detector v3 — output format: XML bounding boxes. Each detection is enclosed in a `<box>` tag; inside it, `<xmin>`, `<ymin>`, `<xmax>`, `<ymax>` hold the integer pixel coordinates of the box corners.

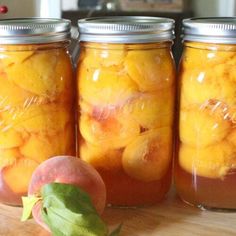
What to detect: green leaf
<box><xmin>41</xmin><ymin>183</ymin><xmax>109</xmax><ymax>236</ymax></box>
<box><xmin>109</xmin><ymin>223</ymin><xmax>123</xmax><ymax>236</ymax></box>
<box><xmin>21</xmin><ymin>196</ymin><xmax>41</xmax><ymax>221</ymax></box>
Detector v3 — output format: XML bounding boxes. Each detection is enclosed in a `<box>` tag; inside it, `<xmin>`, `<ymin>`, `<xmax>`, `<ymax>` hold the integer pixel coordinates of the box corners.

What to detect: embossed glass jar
<box><xmin>76</xmin><ymin>16</ymin><xmax>176</xmax><ymax>206</ymax></box>
<box><xmin>176</xmin><ymin>17</ymin><xmax>236</xmax><ymax>210</ymax></box>
<box><xmin>0</xmin><ymin>18</ymin><xmax>75</xmax><ymax>205</ymax></box>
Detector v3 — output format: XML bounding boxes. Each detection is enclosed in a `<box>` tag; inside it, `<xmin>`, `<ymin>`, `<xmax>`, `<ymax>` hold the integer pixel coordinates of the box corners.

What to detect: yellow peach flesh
<box><xmin>124</xmin><ymin>49</ymin><xmax>174</xmax><ymax>92</ymax></box>
<box><xmin>80</xmin><ymin>141</ymin><xmax>122</xmax><ymax>171</ymax></box>
<box><xmin>122</xmin><ymin>127</ymin><xmax>172</xmax><ymax>182</ymax></box>
<box><xmin>180</xmin><ymin>103</ymin><xmax>231</xmax><ymax>148</ymax></box>
<box><xmin>0</xmin><ymin>148</ymin><xmax>20</xmax><ymax>168</ymax></box>
<box><xmin>179</xmin><ymin>42</ymin><xmax>236</xmax><ymax>178</ymax></box>
<box><xmin>3</xmin><ymin>158</ymin><xmax>38</xmax><ymax>193</ymax></box>
<box><xmin>79</xmin><ymin>113</ymin><xmax>140</xmax><ymax>149</ymax></box>
<box><xmin>78</xmin><ymin>65</ymin><xmax>138</xmax><ymax>106</ymax></box>
<box><xmin>179</xmin><ymin>142</ymin><xmax>236</xmax><ymax>179</ymax></box>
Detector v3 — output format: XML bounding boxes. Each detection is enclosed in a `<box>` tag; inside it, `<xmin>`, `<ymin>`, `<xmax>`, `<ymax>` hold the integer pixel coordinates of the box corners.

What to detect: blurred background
<box><xmin>0</xmin><ymin>0</ymin><xmax>236</xmax><ymax>62</ymax></box>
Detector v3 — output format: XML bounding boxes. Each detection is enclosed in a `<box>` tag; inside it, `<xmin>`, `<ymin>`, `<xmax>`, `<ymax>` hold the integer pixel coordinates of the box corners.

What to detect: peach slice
<box><xmin>20</xmin><ymin>134</ymin><xmax>61</xmax><ymax>163</ymax></box>
<box><xmin>20</xmin><ymin>122</ymin><xmax>75</xmax><ymax>163</ymax></box>
<box><xmin>0</xmin><ymin>50</ymin><xmax>34</xmax><ymax>67</ymax></box>
<box><xmin>78</xmin><ymin>65</ymin><xmax>138</xmax><ymax>106</ymax></box>
<box><xmin>180</xmin><ymin>67</ymin><xmax>236</xmax><ymax>107</ymax></box>
<box><xmin>124</xmin><ymin>49</ymin><xmax>175</xmax><ymax>92</ymax></box>
<box><xmin>79</xmin><ymin>112</ymin><xmax>140</xmax><ymax>149</ymax></box>
<box><xmin>28</xmin><ymin>156</ymin><xmax>106</xmax><ymax>215</ymax></box>
<box><xmin>179</xmin><ymin>103</ymin><xmax>231</xmax><ymax>148</ymax></box>
<box><xmin>179</xmin><ymin>142</ymin><xmax>236</xmax><ymax>179</ymax></box>
<box><xmin>5</xmin><ymin>51</ymin><xmax>57</xmax><ymax>95</ymax></box>
<box><xmin>0</xmin><ymin>73</ymin><xmax>42</xmax><ymax>110</ymax></box>
<box><xmin>5</xmin><ymin>50</ymin><xmax>72</xmax><ymax>98</ymax></box>
<box><xmin>122</xmin><ymin>127</ymin><xmax>172</xmax><ymax>182</ymax></box>
<box><xmin>123</xmin><ymin>88</ymin><xmax>174</xmax><ymax>129</ymax></box>
<box><xmin>182</xmin><ymin>44</ymin><xmax>235</xmax><ymax>70</ymax></box>
<box><xmin>0</xmin><ymin>148</ymin><xmax>20</xmax><ymax>168</ymax></box>
<box><xmin>3</xmin><ymin>158</ymin><xmax>38</xmax><ymax>193</ymax></box>
<box><xmin>0</xmin><ymin>129</ymin><xmax>23</xmax><ymax>149</ymax></box>
<box><xmin>2</xmin><ymin>103</ymin><xmax>70</xmax><ymax>134</ymax></box>
<box><xmin>80</xmin><ymin>141</ymin><xmax>122</xmax><ymax>171</ymax></box>
<box><xmin>81</xmin><ymin>43</ymin><xmax>127</xmax><ymax>68</ymax></box>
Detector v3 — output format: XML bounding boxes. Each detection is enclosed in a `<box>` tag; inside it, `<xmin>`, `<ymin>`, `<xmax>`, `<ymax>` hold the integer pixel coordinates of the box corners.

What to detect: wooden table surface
<box><xmin>1</xmin><ymin>188</ymin><xmax>236</xmax><ymax>236</ymax></box>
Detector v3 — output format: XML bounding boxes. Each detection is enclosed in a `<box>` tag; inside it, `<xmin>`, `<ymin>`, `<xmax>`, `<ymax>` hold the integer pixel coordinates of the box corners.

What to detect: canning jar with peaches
<box><xmin>0</xmin><ymin>19</ymin><xmax>75</xmax><ymax>205</ymax></box>
<box><xmin>77</xmin><ymin>17</ymin><xmax>176</xmax><ymax>206</ymax></box>
<box><xmin>175</xmin><ymin>17</ymin><xmax>236</xmax><ymax>210</ymax></box>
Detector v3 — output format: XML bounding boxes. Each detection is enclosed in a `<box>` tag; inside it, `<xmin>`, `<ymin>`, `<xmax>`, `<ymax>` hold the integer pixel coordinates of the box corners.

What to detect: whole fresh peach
<box><xmin>28</xmin><ymin>155</ymin><xmax>106</xmax><ymax>231</ymax></box>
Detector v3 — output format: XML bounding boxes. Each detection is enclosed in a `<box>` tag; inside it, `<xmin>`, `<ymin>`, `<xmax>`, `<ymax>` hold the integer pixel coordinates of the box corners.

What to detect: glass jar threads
<box><xmin>176</xmin><ymin>17</ymin><xmax>236</xmax><ymax>210</ymax></box>
<box><xmin>0</xmin><ymin>18</ymin><xmax>75</xmax><ymax>205</ymax></box>
<box><xmin>76</xmin><ymin>16</ymin><xmax>176</xmax><ymax>206</ymax></box>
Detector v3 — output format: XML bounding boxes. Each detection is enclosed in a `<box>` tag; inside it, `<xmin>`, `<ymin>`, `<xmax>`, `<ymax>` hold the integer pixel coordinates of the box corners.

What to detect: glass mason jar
<box><xmin>0</xmin><ymin>18</ymin><xmax>75</xmax><ymax>205</ymax></box>
<box><xmin>176</xmin><ymin>17</ymin><xmax>236</xmax><ymax>210</ymax></box>
<box><xmin>76</xmin><ymin>17</ymin><xmax>176</xmax><ymax>206</ymax></box>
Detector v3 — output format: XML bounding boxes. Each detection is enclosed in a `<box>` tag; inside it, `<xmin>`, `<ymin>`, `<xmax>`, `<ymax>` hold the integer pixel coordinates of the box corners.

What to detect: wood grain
<box><xmin>0</xmin><ymin>188</ymin><xmax>236</xmax><ymax>236</ymax></box>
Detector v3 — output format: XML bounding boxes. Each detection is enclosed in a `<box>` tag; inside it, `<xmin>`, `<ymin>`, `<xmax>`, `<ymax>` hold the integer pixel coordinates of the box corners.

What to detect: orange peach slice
<box><xmin>179</xmin><ymin>142</ymin><xmax>236</xmax><ymax>179</ymax></box>
<box><xmin>5</xmin><ymin>51</ymin><xmax>57</xmax><ymax>96</ymax></box>
<box><xmin>124</xmin><ymin>49</ymin><xmax>175</xmax><ymax>92</ymax></box>
<box><xmin>0</xmin><ymin>51</ymin><xmax>34</xmax><ymax>67</ymax></box>
<box><xmin>2</xmin><ymin>103</ymin><xmax>70</xmax><ymax>134</ymax></box>
<box><xmin>79</xmin><ymin>113</ymin><xmax>140</xmax><ymax>149</ymax></box>
<box><xmin>3</xmin><ymin>158</ymin><xmax>38</xmax><ymax>193</ymax></box>
<box><xmin>0</xmin><ymin>129</ymin><xmax>23</xmax><ymax>149</ymax></box>
<box><xmin>80</xmin><ymin>141</ymin><xmax>122</xmax><ymax>171</ymax></box>
<box><xmin>180</xmin><ymin>67</ymin><xmax>236</xmax><ymax>107</ymax></box>
<box><xmin>179</xmin><ymin>104</ymin><xmax>231</xmax><ymax>148</ymax></box>
<box><xmin>20</xmin><ymin>134</ymin><xmax>60</xmax><ymax>163</ymax></box>
<box><xmin>20</xmin><ymin>122</ymin><xmax>75</xmax><ymax>163</ymax></box>
<box><xmin>123</xmin><ymin>88</ymin><xmax>174</xmax><ymax>129</ymax></box>
<box><xmin>122</xmin><ymin>127</ymin><xmax>172</xmax><ymax>182</ymax></box>
<box><xmin>5</xmin><ymin>49</ymin><xmax>73</xmax><ymax>99</ymax></box>
<box><xmin>0</xmin><ymin>148</ymin><xmax>20</xmax><ymax>168</ymax></box>
<box><xmin>81</xmin><ymin>43</ymin><xmax>127</xmax><ymax>68</ymax></box>
<box><xmin>0</xmin><ymin>73</ymin><xmax>42</xmax><ymax>110</ymax></box>
<box><xmin>78</xmin><ymin>65</ymin><xmax>138</xmax><ymax>106</ymax></box>
<box><xmin>182</xmin><ymin>44</ymin><xmax>235</xmax><ymax>70</ymax></box>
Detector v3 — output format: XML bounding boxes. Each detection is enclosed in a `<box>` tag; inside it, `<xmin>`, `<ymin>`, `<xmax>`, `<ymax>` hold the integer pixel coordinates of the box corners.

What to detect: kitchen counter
<box><xmin>1</xmin><ymin>188</ymin><xmax>236</xmax><ymax>236</ymax></box>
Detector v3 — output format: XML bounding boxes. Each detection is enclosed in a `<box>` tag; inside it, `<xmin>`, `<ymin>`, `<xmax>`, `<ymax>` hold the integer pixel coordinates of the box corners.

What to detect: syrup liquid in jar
<box><xmin>76</xmin><ymin>17</ymin><xmax>176</xmax><ymax>206</ymax></box>
<box><xmin>0</xmin><ymin>18</ymin><xmax>75</xmax><ymax>205</ymax></box>
<box><xmin>175</xmin><ymin>17</ymin><xmax>236</xmax><ymax>210</ymax></box>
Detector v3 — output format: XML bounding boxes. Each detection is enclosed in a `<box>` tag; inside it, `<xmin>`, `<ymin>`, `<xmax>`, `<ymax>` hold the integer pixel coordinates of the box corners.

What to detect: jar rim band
<box><xmin>0</xmin><ymin>18</ymin><xmax>71</xmax><ymax>44</ymax></box>
<box><xmin>183</xmin><ymin>17</ymin><xmax>236</xmax><ymax>44</ymax></box>
<box><xmin>78</xmin><ymin>16</ymin><xmax>175</xmax><ymax>43</ymax></box>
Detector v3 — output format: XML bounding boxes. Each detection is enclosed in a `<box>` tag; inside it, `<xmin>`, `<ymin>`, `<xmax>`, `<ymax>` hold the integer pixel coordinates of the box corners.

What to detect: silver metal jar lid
<box><xmin>183</xmin><ymin>17</ymin><xmax>236</xmax><ymax>44</ymax></box>
<box><xmin>78</xmin><ymin>16</ymin><xmax>175</xmax><ymax>43</ymax></box>
<box><xmin>0</xmin><ymin>18</ymin><xmax>71</xmax><ymax>44</ymax></box>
